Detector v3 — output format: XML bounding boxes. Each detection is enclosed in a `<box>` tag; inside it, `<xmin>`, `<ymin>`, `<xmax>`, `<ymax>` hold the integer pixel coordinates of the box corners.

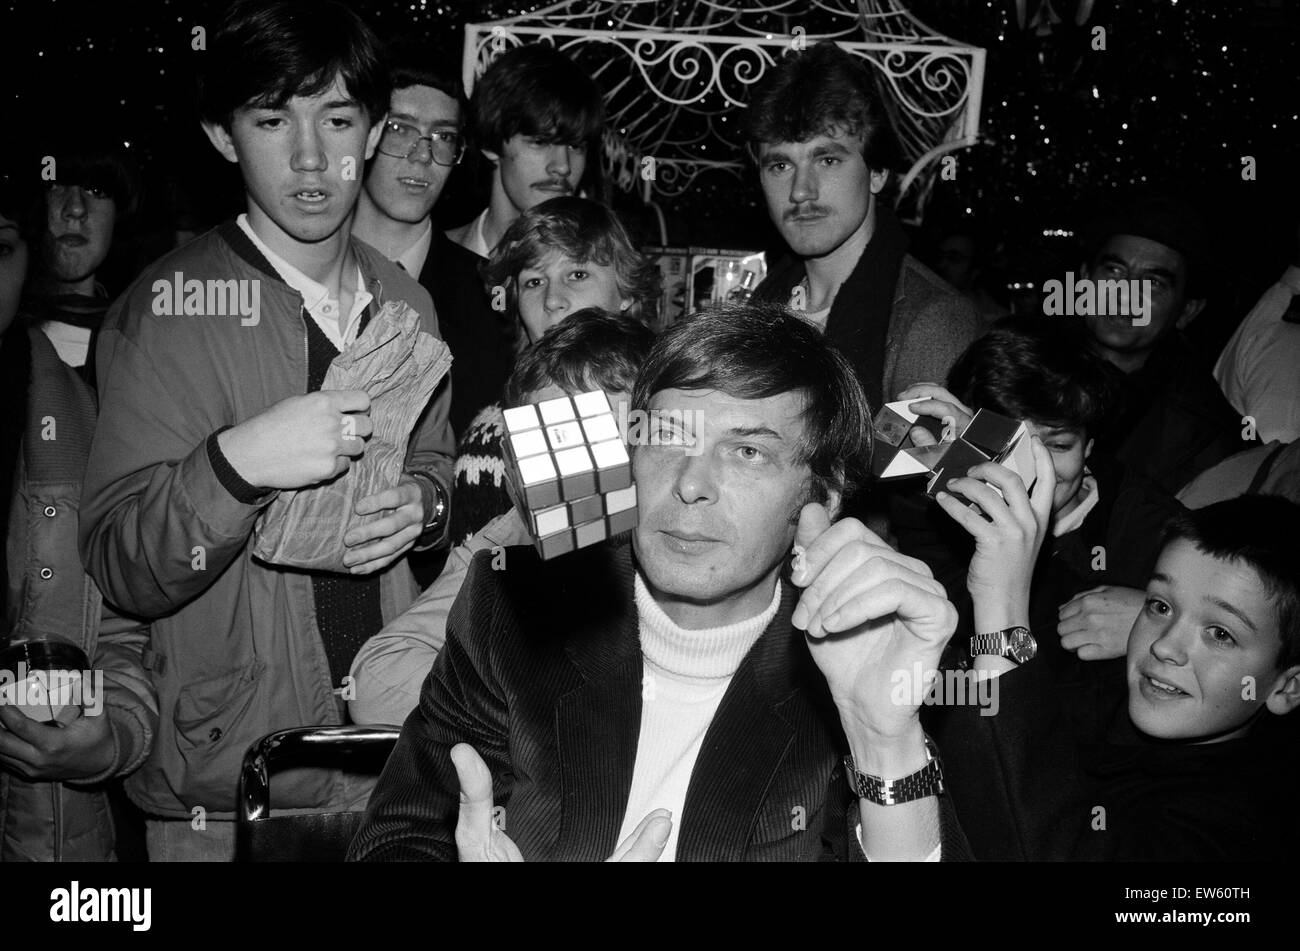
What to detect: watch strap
<box><xmin>844</xmin><ymin>734</ymin><xmax>945</xmax><ymax>806</ymax></box>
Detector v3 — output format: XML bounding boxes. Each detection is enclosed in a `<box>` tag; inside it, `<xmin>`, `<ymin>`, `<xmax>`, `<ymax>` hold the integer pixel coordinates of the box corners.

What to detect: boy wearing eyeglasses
<box><xmin>354</xmin><ymin>41</ymin><xmax>516</xmax><ymax>440</ymax></box>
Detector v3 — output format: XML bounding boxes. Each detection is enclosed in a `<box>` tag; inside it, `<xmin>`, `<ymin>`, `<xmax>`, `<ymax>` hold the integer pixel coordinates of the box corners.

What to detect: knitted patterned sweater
<box><xmin>450</xmin><ymin>402</ymin><xmax>513</xmax><ymax>548</ymax></box>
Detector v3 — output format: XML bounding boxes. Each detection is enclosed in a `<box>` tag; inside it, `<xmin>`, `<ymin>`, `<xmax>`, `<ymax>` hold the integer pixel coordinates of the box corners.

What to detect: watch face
<box><xmin>1009</xmin><ymin>628</ymin><xmax>1038</xmax><ymax>664</ymax></box>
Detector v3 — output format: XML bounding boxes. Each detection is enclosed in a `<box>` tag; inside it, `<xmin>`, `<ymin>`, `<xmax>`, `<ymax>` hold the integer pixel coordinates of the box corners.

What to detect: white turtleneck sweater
<box><xmin>616</xmin><ymin>572</ymin><xmax>782</xmax><ymax>861</ymax></box>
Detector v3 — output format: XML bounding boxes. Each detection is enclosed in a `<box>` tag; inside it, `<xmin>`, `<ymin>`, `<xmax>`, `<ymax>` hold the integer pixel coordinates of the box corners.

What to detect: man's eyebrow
<box><xmin>811</xmin><ymin>141</ymin><xmax>852</xmax><ymax>156</ymax></box>
<box><xmin>1207</xmin><ymin>597</ymin><xmax>1260</xmax><ymax>635</ymax></box>
<box><xmin>1096</xmin><ymin>252</ymin><xmax>1130</xmax><ymax>268</ymax></box>
<box><xmin>760</xmin><ymin>147</ymin><xmax>793</xmax><ymax>163</ymax></box>
<box><xmin>723</xmin><ymin>425</ymin><xmax>784</xmax><ymax>441</ymax></box>
<box><xmin>323</xmin><ymin>98</ymin><xmax>361</xmax><ymax>110</ymax></box>
<box><xmin>1140</xmin><ymin>265</ymin><xmax>1179</xmax><ymax>283</ymax></box>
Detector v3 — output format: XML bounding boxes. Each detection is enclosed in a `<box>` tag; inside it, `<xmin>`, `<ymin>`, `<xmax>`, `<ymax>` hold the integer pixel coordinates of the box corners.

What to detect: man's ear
<box><xmin>868</xmin><ymin>168</ymin><xmax>889</xmax><ymax>196</ymax></box>
<box><xmin>201</xmin><ymin>120</ymin><xmax>240</xmax><ymax>165</ymax></box>
<box><xmin>1175</xmin><ymin>295</ymin><xmax>1207</xmax><ymax>331</ymax></box>
<box><xmin>1265</xmin><ymin>665</ymin><xmax>1300</xmax><ymax>716</ymax></box>
<box><xmin>362</xmin><ymin>112</ymin><xmax>387</xmax><ymax>162</ymax></box>
<box><xmin>823</xmin><ymin>485</ymin><xmax>843</xmax><ymax>523</ymax></box>
<box><xmin>1084</xmin><ymin>437</ymin><xmax>1094</xmax><ymax>460</ymax></box>
<box><xmin>481</xmin><ymin>146</ymin><xmax>501</xmax><ymax>167</ymax></box>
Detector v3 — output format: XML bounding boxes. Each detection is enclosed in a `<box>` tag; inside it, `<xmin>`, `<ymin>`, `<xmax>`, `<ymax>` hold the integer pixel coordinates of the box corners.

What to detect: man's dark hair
<box><xmin>632</xmin><ymin>301</ymin><xmax>872</xmax><ymax>503</ymax></box>
<box><xmin>44</xmin><ymin>145</ymin><xmax>141</xmax><ymax>223</ymax></box>
<box><xmin>197</xmin><ymin>0</ymin><xmax>390</xmax><ymax>129</ymax></box>
<box><xmin>745</xmin><ymin>40</ymin><xmax>900</xmax><ymax>172</ymax></box>
<box><xmin>385</xmin><ymin>37</ymin><xmax>466</xmax><ymax>112</ymax></box>
<box><xmin>482</xmin><ymin>196</ymin><xmax>660</xmax><ymax>324</ymax></box>
<box><xmin>468</xmin><ymin>43</ymin><xmax>606</xmax><ymax>201</ymax></box>
<box><xmin>948</xmin><ymin>317</ymin><xmax>1122</xmax><ymax>438</ymax></box>
<box><xmin>469</xmin><ymin>43</ymin><xmax>605</xmax><ymax>155</ymax></box>
<box><xmin>503</xmin><ymin>308</ymin><xmax>654</xmax><ymax>406</ymax></box>
<box><xmin>1085</xmin><ymin>193</ymin><xmax>1209</xmax><ymax>299</ymax></box>
<box><xmin>1161</xmin><ymin>495</ymin><xmax>1300</xmax><ymax>670</ymax></box>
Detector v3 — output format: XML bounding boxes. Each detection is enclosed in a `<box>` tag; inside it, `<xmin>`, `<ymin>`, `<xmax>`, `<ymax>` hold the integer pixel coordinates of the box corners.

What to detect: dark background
<box><xmin>2</xmin><ymin>0</ymin><xmax>1296</xmax><ymax>351</ymax></box>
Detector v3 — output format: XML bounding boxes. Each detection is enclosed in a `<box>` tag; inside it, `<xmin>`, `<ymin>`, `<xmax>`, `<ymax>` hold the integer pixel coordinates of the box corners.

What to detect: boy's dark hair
<box><xmin>385</xmin><ymin>37</ymin><xmax>466</xmax><ymax>112</ymax></box>
<box><xmin>1162</xmin><ymin>495</ymin><xmax>1300</xmax><ymax>670</ymax></box>
<box><xmin>503</xmin><ymin>308</ymin><xmax>654</xmax><ymax>406</ymax></box>
<box><xmin>482</xmin><ymin>196</ymin><xmax>660</xmax><ymax>323</ymax></box>
<box><xmin>198</xmin><ymin>0</ymin><xmax>390</xmax><ymax>129</ymax></box>
<box><xmin>948</xmin><ymin>317</ymin><xmax>1122</xmax><ymax>438</ymax></box>
<box><xmin>745</xmin><ymin>41</ymin><xmax>900</xmax><ymax>173</ymax></box>
<box><xmin>469</xmin><ymin>43</ymin><xmax>605</xmax><ymax>155</ymax></box>
<box><xmin>632</xmin><ymin>300</ymin><xmax>872</xmax><ymax>503</ymax></box>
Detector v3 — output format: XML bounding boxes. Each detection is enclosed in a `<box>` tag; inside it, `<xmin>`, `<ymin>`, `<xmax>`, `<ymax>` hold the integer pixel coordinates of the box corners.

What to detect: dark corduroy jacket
<box><xmin>349</xmin><ymin>541</ymin><xmax>970</xmax><ymax>862</ymax></box>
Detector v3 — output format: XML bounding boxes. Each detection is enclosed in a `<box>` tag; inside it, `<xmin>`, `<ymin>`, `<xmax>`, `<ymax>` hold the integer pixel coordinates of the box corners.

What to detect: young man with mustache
<box><xmin>79</xmin><ymin>0</ymin><xmax>455</xmax><ymax>860</ymax></box>
<box><xmin>446</xmin><ymin>43</ymin><xmax>606</xmax><ymax>259</ymax></box>
<box><xmin>350</xmin><ymin>302</ymin><xmax>984</xmax><ymax>862</ymax></box>
<box><xmin>747</xmin><ymin>42</ymin><xmax>981</xmax><ymax>415</ymax></box>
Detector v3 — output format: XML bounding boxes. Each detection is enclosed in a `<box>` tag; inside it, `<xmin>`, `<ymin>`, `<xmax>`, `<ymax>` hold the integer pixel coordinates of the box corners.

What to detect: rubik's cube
<box><xmin>501</xmin><ymin>390</ymin><xmax>638</xmax><ymax>559</ymax></box>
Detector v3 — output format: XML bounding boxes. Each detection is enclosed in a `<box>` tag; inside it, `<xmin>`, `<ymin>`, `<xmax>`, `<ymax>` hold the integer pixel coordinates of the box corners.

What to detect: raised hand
<box><xmin>896</xmin><ymin>382</ymin><xmax>974</xmax><ymax>448</ymax></box>
<box><xmin>450</xmin><ymin>743</ymin><xmax>671</xmax><ymax>862</ymax></box>
<box><xmin>217</xmin><ymin>389</ymin><xmax>372</xmax><ymax>491</ymax></box>
<box><xmin>933</xmin><ymin>435</ymin><xmax>1056</xmax><ymax>633</ymax></box>
<box><xmin>790</xmin><ymin>503</ymin><xmax>957</xmax><ymax>742</ymax></box>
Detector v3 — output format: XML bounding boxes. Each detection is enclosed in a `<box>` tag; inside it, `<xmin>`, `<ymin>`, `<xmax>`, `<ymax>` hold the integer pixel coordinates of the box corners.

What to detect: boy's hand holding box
<box><xmin>501</xmin><ymin>391</ymin><xmax>638</xmax><ymax>559</ymax></box>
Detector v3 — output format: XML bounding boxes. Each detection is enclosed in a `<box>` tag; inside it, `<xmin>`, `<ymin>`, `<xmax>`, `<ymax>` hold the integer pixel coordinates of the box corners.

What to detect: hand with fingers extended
<box><xmin>217</xmin><ymin>389</ymin><xmax>372</xmax><ymax>491</ymax></box>
<box><xmin>932</xmin><ymin>434</ymin><xmax>1057</xmax><ymax>634</ymax></box>
<box><xmin>895</xmin><ymin>383</ymin><xmax>975</xmax><ymax>448</ymax></box>
<box><xmin>789</xmin><ymin>503</ymin><xmax>958</xmax><ymax>741</ymax></box>
<box><xmin>1057</xmin><ymin>585</ymin><xmax>1145</xmax><ymax>661</ymax></box>
<box><xmin>450</xmin><ymin>743</ymin><xmax>672</xmax><ymax>862</ymax></box>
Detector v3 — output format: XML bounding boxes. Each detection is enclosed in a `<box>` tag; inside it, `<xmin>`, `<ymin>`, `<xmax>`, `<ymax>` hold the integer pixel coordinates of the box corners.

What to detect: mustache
<box><xmin>784</xmin><ymin>204</ymin><xmax>832</xmax><ymax>221</ymax></box>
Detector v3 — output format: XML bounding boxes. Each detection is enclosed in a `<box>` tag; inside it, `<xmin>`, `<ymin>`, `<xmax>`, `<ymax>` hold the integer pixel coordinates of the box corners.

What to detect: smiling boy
<box><xmin>936</xmin><ymin>492</ymin><xmax>1300</xmax><ymax>860</ymax></box>
<box><xmin>79</xmin><ymin>0</ymin><xmax>454</xmax><ymax>860</ymax></box>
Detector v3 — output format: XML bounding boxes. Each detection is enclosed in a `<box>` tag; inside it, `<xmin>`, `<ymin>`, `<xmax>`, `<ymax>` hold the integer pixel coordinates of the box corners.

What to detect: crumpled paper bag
<box><xmin>251</xmin><ymin>299</ymin><xmax>452</xmax><ymax>572</ymax></box>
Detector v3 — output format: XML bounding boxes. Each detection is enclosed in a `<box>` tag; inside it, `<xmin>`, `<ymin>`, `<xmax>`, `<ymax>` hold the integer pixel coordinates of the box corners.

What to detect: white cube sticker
<box><xmin>502</xmin><ymin>404</ymin><xmax>540</xmax><ymax>433</ymax></box>
<box><xmin>510</xmin><ymin>429</ymin><xmax>547</xmax><ymax>459</ymax></box>
<box><xmin>546</xmin><ymin>421</ymin><xmax>584</xmax><ymax>450</ymax></box>
<box><xmin>581</xmin><ymin>413</ymin><xmax>619</xmax><ymax>443</ymax></box>
<box><xmin>555</xmin><ymin>445</ymin><xmax>594</xmax><ymax>476</ymax></box>
<box><xmin>573</xmin><ymin>390</ymin><xmax>611</xmax><ymax>417</ymax></box>
<box><xmin>538</xmin><ymin>396</ymin><xmax>576</xmax><ymax>425</ymax></box>
<box><xmin>517</xmin><ymin>453</ymin><xmax>557</xmax><ymax>486</ymax></box>
<box><xmin>534</xmin><ymin>504</ymin><xmax>570</xmax><ymax>536</ymax></box>
<box><xmin>590</xmin><ymin>439</ymin><xmax>629</xmax><ymax>468</ymax></box>
<box><xmin>604</xmin><ymin>484</ymin><xmax>637</xmax><ymax>514</ymax></box>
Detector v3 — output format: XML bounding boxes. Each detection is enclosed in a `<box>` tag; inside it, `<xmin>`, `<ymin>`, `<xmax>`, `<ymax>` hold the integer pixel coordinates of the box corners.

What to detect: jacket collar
<box><xmin>552</xmin><ymin>543</ymin><xmax>830</xmax><ymax>860</ymax></box>
<box><xmin>216</xmin><ymin>219</ymin><xmax>394</xmax><ymax>311</ymax></box>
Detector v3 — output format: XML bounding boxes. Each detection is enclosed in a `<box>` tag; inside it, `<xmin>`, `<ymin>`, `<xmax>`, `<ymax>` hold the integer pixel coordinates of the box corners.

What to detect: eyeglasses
<box><xmin>376</xmin><ymin>120</ymin><xmax>466</xmax><ymax>166</ymax></box>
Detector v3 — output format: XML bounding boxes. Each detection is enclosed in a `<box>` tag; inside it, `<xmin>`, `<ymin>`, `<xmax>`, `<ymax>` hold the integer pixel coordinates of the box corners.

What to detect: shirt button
<box><xmin>39</xmin><ymin>567</ymin><xmax>53</xmax><ymax>580</ymax></box>
<box><xmin>43</xmin><ymin>505</ymin><xmax>57</xmax><ymax>517</ymax></box>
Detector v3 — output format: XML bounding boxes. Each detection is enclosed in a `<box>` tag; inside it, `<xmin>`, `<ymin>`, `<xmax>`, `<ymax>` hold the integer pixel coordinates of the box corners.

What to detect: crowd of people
<box><xmin>1</xmin><ymin>0</ymin><xmax>1297</xmax><ymax>863</ymax></box>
